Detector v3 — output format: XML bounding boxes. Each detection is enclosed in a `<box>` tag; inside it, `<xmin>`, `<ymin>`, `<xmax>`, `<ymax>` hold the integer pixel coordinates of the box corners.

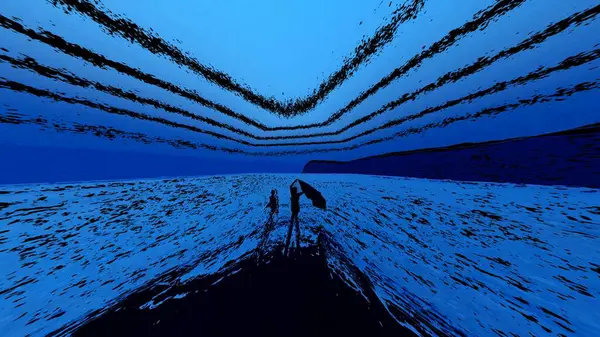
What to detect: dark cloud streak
<box><xmin>49</xmin><ymin>0</ymin><xmax>425</xmax><ymax>117</ymax></box>
<box><xmin>264</xmin><ymin>4</ymin><xmax>600</xmax><ymax>139</ymax></box>
<box><xmin>0</xmin><ymin>14</ymin><xmax>268</xmax><ymax>131</ymax></box>
<box><xmin>0</xmin><ymin>53</ymin><xmax>260</xmax><ymax>140</ymax></box>
<box><xmin>3</xmin><ymin>78</ymin><xmax>598</xmax><ymax>156</ymax></box>
<box><xmin>0</xmin><ymin>78</ymin><xmax>255</xmax><ymax>146</ymax></box>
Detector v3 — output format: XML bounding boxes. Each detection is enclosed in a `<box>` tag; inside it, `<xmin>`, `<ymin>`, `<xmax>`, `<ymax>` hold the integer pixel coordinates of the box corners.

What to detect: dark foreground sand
<box><xmin>69</xmin><ymin>244</ymin><xmax>416</xmax><ymax>337</ymax></box>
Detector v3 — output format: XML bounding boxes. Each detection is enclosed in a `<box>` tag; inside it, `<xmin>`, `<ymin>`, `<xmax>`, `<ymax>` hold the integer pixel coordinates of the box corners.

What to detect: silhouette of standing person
<box><xmin>284</xmin><ymin>182</ymin><xmax>303</xmax><ymax>256</ymax></box>
<box><xmin>258</xmin><ymin>189</ymin><xmax>279</xmax><ymax>255</ymax></box>
<box><xmin>266</xmin><ymin>189</ymin><xmax>279</xmax><ymax>223</ymax></box>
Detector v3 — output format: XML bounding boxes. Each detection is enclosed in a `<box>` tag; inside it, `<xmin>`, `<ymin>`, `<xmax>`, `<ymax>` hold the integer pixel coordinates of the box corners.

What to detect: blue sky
<box><xmin>1</xmin><ymin>0</ymin><xmax>599</xmax><ymax>183</ymax></box>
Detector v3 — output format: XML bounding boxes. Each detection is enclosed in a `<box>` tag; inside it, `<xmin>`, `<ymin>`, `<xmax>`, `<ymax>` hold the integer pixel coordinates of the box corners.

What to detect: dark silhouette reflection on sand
<box><xmin>66</xmin><ymin>243</ymin><xmax>416</xmax><ymax>337</ymax></box>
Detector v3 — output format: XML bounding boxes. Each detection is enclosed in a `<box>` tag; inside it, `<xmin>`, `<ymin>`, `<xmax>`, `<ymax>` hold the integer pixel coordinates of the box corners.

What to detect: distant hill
<box><xmin>303</xmin><ymin>124</ymin><xmax>600</xmax><ymax>188</ymax></box>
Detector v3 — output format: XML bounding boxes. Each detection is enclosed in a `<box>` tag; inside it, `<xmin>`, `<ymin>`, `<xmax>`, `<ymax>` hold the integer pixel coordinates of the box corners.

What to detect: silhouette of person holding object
<box><xmin>258</xmin><ymin>189</ymin><xmax>279</xmax><ymax>255</ymax></box>
<box><xmin>284</xmin><ymin>181</ymin><xmax>304</xmax><ymax>256</ymax></box>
